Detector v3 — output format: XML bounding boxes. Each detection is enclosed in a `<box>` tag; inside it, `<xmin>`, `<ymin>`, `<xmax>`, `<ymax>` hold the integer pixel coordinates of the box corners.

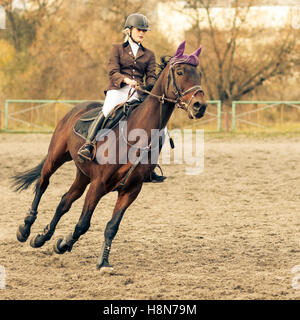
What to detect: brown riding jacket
<box><xmin>104</xmin><ymin>41</ymin><xmax>156</xmax><ymax>94</ymax></box>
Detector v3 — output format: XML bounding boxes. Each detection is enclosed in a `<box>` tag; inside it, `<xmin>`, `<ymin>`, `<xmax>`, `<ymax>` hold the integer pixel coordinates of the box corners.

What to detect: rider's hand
<box><xmin>124</xmin><ymin>77</ymin><xmax>138</xmax><ymax>88</ymax></box>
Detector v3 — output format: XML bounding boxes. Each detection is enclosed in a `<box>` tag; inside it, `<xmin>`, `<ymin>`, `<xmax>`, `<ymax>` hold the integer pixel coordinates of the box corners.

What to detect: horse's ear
<box><xmin>174</xmin><ymin>40</ymin><xmax>186</xmax><ymax>58</ymax></box>
<box><xmin>192</xmin><ymin>45</ymin><xmax>202</xmax><ymax>57</ymax></box>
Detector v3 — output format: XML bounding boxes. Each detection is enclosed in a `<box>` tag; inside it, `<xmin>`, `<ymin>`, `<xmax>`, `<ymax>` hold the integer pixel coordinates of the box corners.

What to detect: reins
<box><xmin>117</xmin><ymin>64</ymin><xmax>204</xmax><ymax>188</ymax></box>
<box><xmin>136</xmin><ymin>65</ymin><xmax>204</xmax><ymax>114</ymax></box>
<box><xmin>136</xmin><ymin>84</ymin><xmax>203</xmax><ymax>112</ymax></box>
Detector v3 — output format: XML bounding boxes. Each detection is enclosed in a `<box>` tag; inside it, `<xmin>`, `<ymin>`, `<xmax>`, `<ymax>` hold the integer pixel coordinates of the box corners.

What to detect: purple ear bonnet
<box><xmin>170</xmin><ymin>41</ymin><xmax>202</xmax><ymax>67</ymax></box>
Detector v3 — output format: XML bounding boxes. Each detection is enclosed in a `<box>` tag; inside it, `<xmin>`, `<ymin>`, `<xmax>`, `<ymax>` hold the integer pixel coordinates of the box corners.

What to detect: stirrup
<box><xmin>78</xmin><ymin>142</ymin><xmax>96</xmax><ymax>161</ymax></box>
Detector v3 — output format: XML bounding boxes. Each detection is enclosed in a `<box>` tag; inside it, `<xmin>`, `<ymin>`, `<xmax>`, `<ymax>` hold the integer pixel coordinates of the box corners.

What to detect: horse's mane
<box><xmin>139</xmin><ymin>55</ymin><xmax>172</xmax><ymax>98</ymax></box>
<box><xmin>156</xmin><ymin>55</ymin><xmax>172</xmax><ymax>78</ymax></box>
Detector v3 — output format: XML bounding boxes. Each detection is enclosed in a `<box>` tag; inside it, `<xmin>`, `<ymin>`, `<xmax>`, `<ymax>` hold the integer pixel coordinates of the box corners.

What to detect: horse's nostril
<box><xmin>195</xmin><ymin>104</ymin><xmax>206</xmax><ymax>118</ymax></box>
<box><xmin>200</xmin><ymin>104</ymin><xmax>207</xmax><ymax>112</ymax></box>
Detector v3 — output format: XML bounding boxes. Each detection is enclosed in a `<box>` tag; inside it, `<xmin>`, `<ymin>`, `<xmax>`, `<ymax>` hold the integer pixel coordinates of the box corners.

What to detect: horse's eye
<box><xmin>177</xmin><ymin>71</ymin><xmax>184</xmax><ymax>76</ymax></box>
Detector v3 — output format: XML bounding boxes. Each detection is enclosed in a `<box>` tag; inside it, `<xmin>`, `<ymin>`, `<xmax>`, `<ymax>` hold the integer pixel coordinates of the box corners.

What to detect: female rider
<box><xmin>78</xmin><ymin>13</ymin><xmax>166</xmax><ymax>182</ymax></box>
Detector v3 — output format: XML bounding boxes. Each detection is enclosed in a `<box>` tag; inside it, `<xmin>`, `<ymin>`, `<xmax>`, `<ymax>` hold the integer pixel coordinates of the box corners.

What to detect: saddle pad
<box><xmin>73</xmin><ymin>99</ymin><xmax>142</xmax><ymax>140</ymax></box>
<box><xmin>79</xmin><ymin>106</ymin><xmax>103</xmax><ymax>122</ymax></box>
<box><xmin>73</xmin><ymin>106</ymin><xmax>103</xmax><ymax>139</ymax></box>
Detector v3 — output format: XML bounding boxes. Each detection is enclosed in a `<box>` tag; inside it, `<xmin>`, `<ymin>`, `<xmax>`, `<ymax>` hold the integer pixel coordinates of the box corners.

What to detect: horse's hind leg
<box><xmin>16</xmin><ymin>152</ymin><xmax>71</xmax><ymax>243</ymax></box>
<box><xmin>30</xmin><ymin>169</ymin><xmax>90</xmax><ymax>248</ymax></box>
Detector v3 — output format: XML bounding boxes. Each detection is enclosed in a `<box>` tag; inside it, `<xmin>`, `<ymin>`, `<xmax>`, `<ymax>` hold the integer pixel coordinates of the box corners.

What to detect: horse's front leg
<box><xmin>53</xmin><ymin>180</ymin><xmax>103</xmax><ymax>254</ymax></box>
<box><xmin>97</xmin><ymin>183</ymin><xmax>142</xmax><ymax>272</ymax></box>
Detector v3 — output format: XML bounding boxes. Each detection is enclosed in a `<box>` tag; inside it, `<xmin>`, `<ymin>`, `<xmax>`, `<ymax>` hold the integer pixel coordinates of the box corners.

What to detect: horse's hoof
<box><xmin>98</xmin><ymin>265</ymin><xmax>114</xmax><ymax>275</ymax></box>
<box><xmin>53</xmin><ymin>238</ymin><xmax>64</xmax><ymax>254</ymax></box>
<box><xmin>96</xmin><ymin>260</ymin><xmax>114</xmax><ymax>274</ymax></box>
<box><xmin>53</xmin><ymin>237</ymin><xmax>67</xmax><ymax>254</ymax></box>
<box><xmin>30</xmin><ymin>234</ymin><xmax>44</xmax><ymax>248</ymax></box>
<box><xmin>16</xmin><ymin>225</ymin><xmax>29</xmax><ymax>243</ymax></box>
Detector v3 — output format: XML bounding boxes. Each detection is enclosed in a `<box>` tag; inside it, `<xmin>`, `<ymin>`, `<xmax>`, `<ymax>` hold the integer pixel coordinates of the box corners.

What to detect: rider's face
<box><xmin>131</xmin><ymin>27</ymin><xmax>147</xmax><ymax>43</ymax></box>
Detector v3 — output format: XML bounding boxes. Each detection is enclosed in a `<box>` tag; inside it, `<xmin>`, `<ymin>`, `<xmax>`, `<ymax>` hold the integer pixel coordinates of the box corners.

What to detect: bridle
<box><xmin>167</xmin><ymin>64</ymin><xmax>204</xmax><ymax>111</ymax></box>
<box><xmin>137</xmin><ymin>63</ymin><xmax>204</xmax><ymax>115</ymax></box>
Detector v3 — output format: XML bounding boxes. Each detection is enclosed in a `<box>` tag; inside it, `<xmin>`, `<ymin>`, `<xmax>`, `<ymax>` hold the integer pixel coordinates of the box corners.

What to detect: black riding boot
<box><xmin>78</xmin><ymin>111</ymin><xmax>105</xmax><ymax>161</ymax></box>
<box><xmin>144</xmin><ymin>169</ymin><xmax>166</xmax><ymax>183</ymax></box>
<box><xmin>151</xmin><ymin>170</ymin><xmax>166</xmax><ymax>182</ymax></box>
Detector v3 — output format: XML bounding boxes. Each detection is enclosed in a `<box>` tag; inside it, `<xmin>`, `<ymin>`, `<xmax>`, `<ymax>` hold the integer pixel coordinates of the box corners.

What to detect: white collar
<box><xmin>128</xmin><ymin>38</ymin><xmax>140</xmax><ymax>47</ymax></box>
<box><xmin>128</xmin><ymin>39</ymin><xmax>140</xmax><ymax>57</ymax></box>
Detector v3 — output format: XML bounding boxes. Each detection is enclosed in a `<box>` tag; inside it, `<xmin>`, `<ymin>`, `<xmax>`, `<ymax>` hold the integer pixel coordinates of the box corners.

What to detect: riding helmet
<box><xmin>124</xmin><ymin>13</ymin><xmax>150</xmax><ymax>31</ymax></box>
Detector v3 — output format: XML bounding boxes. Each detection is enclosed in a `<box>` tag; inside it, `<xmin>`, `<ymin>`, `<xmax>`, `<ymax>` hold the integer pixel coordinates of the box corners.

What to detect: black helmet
<box><xmin>124</xmin><ymin>13</ymin><xmax>150</xmax><ymax>31</ymax></box>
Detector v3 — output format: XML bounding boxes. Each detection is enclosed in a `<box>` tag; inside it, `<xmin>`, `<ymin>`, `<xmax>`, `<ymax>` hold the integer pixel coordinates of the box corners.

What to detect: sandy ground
<box><xmin>0</xmin><ymin>133</ymin><xmax>299</xmax><ymax>300</ymax></box>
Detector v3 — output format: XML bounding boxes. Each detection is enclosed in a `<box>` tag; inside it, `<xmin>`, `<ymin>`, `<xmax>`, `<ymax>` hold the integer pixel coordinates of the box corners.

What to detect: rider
<box><xmin>78</xmin><ymin>13</ymin><xmax>166</xmax><ymax>182</ymax></box>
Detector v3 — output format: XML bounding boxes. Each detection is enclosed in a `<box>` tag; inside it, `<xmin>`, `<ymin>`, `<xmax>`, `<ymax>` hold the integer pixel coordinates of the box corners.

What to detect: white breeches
<box><xmin>102</xmin><ymin>85</ymin><xmax>139</xmax><ymax>117</ymax></box>
<box><xmin>102</xmin><ymin>84</ymin><xmax>167</xmax><ymax>148</ymax></box>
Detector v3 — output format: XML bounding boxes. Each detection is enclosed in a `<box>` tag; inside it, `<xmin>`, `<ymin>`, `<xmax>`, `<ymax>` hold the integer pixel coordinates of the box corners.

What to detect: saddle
<box><xmin>73</xmin><ymin>99</ymin><xmax>142</xmax><ymax>140</ymax></box>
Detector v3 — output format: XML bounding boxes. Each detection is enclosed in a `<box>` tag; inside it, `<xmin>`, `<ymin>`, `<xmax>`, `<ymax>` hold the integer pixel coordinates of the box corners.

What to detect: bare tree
<box><xmin>0</xmin><ymin>0</ymin><xmax>63</xmax><ymax>51</ymax></box>
<box><xmin>179</xmin><ymin>0</ymin><xmax>298</xmax><ymax>110</ymax></box>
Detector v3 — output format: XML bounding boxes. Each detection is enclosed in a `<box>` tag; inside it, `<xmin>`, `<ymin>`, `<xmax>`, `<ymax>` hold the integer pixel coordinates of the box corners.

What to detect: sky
<box><xmin>12</xmin><ymin>0</ymin><xmax>28</xmax><ymax>11</ymax></box>
<box><xmin>156</xmin><ymin>1</ymin><xmax>300</xmax><ymax>42</ymax></box>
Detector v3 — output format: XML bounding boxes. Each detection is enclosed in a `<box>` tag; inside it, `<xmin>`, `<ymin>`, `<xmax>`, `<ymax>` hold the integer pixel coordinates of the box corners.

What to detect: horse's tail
<box><xmin>11</xmin><ymin>157</ymin><xmax>46</xmax><ymax>192</ymax></box>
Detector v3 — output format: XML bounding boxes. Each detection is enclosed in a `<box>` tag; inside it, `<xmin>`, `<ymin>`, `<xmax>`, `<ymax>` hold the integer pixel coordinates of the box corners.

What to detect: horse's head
<box><xmin>165</xmin><ymin>41</ymin><xmax>207</xmax><ymax>119</ymax></box>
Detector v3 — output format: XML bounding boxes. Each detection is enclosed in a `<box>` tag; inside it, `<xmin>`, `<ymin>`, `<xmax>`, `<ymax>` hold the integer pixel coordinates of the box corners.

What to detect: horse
<box><xmin>11</xmin><ymin>41</ymin><xmax>207</xmax><ymax>272</ymax></box>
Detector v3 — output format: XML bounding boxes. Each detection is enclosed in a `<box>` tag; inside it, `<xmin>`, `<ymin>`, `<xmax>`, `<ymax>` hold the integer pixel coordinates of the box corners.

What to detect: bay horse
<box><xmin>12</xmin><ymin>41</ymin><xmax>207</xmax><ymax>272</ymax></box>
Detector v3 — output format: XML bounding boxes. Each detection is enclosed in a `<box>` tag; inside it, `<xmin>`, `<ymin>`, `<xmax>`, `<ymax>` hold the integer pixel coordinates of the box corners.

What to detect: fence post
<box><xmin>55</xmin><ymin>103</ymin><xmax>58</xmax><ymax>127</ymax></box>
<box><xmin>5</xmin><ymin>100</ymin><xmax>8</xmax><ymax>132</ymax></box>
<box><xmin>217</xmin><ymin>101</ymin><xmax>222</xmax><ymax>132</ymax></box>
<box><xmin>280</xmin><ymin>104</ymin><xmax>284</xmax><ymax>125</ymax></box>
<box><xmin>232</xmin><ymin>101</ymin><xmax>236</xmax><ymax>132</ymax></box>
